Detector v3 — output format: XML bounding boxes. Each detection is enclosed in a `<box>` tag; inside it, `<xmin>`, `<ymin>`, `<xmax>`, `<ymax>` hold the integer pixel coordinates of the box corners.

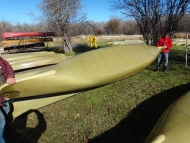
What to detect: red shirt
<box><xmin>157</xmin><ymin>36</ymin><xmax>172</xmax><ymax>53</ymax></box>
<box><xmin>0</xmin><ymin>57</ymin><xmax>15</xmax><ymax>79</ymax></box>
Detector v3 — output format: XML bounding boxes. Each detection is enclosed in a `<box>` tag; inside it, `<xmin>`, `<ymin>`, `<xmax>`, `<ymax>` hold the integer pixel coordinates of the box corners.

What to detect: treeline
<box><xmin>1</xmin><ymin>17</ymin><xmax>190</xmax><ymax>40</ymax></box>
<box><xmin>0</xmin><ymin>19</ymin><xmax>140</xmax><ymax>37</ymax></box>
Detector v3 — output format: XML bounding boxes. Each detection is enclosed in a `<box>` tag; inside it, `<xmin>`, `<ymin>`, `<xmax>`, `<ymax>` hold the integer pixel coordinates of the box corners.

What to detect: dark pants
<box><xmin>0</xmin><ymin>68</ymin><xmax>5</xmax><ymax>86</ymax></box>
<box><xmin>156</xmin><ymin>52</ymin><xmax>169</xmax><ymax>71</ymax></box>
<box><xmin>0</xmin><ymin>68</ymin><xmax>9</xmax><ymax>143</ymax></box>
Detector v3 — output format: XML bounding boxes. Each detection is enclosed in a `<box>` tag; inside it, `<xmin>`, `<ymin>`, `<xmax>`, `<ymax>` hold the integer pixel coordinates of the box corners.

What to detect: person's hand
<box><xmin>164</xmin><ymin>46</ymin><xmax>167</xmax><ymax>49</ymax></box>
<box><xmin>6</xmin><ymin>77</ymin><xmax>16</xmax><ymax>85</ymax></box>
<box><xmin>4</xmin><ymin>97</ymin><xmax>9</xmax><ymax>100</ymax></box>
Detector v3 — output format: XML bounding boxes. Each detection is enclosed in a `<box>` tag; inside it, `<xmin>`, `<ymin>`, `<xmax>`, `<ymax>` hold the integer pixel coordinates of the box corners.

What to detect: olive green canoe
<box><xmin>1</xmin><ymin>51</ymin><xmax>51</xmax><ymax>57</ymax></box>
<box><xmin>10</xmin><ymin>93</ymin><xmax>78</xmax><ymax>118</ymax></box>
<box><xmin>144</xmin><ymin>91</ymin><xmax>190</xmax><ymax>143</ymax></box>
<box><xmin>15</xmin><ymin>66</ymin><xmax>51</xmax><ymax>79</ymax></box>
<box><xmin>10</xmin><ymin>54</ymin><xmax>68</xmax><ymax>71</ymax></box>
<box><xmin>11</xmin><ymin>66</ymin><xmax>78</xmax><ymax>117</ymax></box>
<box><xmin>0</xmin><ymin>44</ymin><xmax>163</xmax><ymax>99</ymax></box>
<box><xmin>7</xmin><ymin>54</ymin><xmax>63</xmax><ymax>64</ymax></box>
<box><xmin>2</xmin><ymin>51</ymin><xmax>56</xmax><ymax>61</ymax></box>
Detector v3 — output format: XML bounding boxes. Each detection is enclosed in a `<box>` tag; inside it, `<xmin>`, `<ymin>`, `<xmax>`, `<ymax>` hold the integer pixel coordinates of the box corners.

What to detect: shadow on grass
<box><xmin>72</xmin><ymin>44</ymin><xmax>112</xmax><ymax>54</ymax></box>
<box><xmin>6</xmin><ymin>109</ymin><xmax>46</xmax><ymax>143</ymax></box>
<box><xmin>89</xmin><ymin>82</ymin><xmax>190</xmax><ymax>143</ymax></box>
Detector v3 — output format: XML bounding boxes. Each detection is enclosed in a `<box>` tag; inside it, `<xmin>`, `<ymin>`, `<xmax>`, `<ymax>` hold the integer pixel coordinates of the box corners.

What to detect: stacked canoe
<box><xmin>0</xmin><ymin>32</ymin><xmax>55</xmax><ymax>52</ymax></box>
<box><xmin>1</xmin><ymin>51</ymin><xmax>70</xmax><ymax>72</ymax></box>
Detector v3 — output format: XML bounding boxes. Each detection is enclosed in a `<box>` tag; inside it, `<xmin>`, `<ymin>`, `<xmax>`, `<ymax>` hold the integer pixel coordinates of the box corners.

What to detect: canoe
<box><xmin>4</xmin><ymin>43</ymin><xmax>45</xmax><ymax>51</ymax></box>
<box><xmin>1</xmin><ymin>32</ymin><xmax>55</xmax><ymax>40</ymax></box>
<box><xmin>15</xmin><ymin>66</ymin><xmax>51</xmax><ymax>79</ymax></box>
<box><xmin>0</xmin><ymin>44</ymin><xmax>163</xmax><ymax>99</ymax></box>
<box><xmin>2</xmin><ymin>51</ymin><xmax>56</xmax><ymax>61</ymax></box>
<box><xmin>11</xmin><ymin>54</ymin><xmax>68</xmax><ymax>71</ymax></box>
<box><xmin>2</xmin><ymin>52</ymin><xmax>69</xmax><ymax>72</ymax></box>
<box><xmin>1</xmin><ymin>38</ymin><xmax>53</xmax><ymax>47</ymax></box>
<box><xmin>8</xmin><ymin>54</ymin><xmax>62</xmax><ymax>65</ymax></box>
<box><xmin>145</xmin><ymin>91</ymin><xmax>190</xmax><ymax>143</ymax></box>
<box><xmin>1</xmin><ymin>51</ymin><xmax>52</xmax><ymax>57</ymax></box>
<box><xmin>10</xmin><ymin>93</ymin><xmax>78</xmax><ymax>118</ymax></box>
<box><xmin>14</xmin><ymin>55</ymin><xmax>73</xmax><ymax>76</ymax></box>
<box><xmin>6</xmin><ymin>66</ymin><xmax>77</xmax><ymax>118</ymax></box>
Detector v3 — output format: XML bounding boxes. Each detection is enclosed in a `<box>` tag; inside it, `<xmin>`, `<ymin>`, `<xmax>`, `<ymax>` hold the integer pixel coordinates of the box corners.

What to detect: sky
<box><xmin>0</xmin><ymin>0</ymin><xmax>122</xmax><ymax>25</ymax></box>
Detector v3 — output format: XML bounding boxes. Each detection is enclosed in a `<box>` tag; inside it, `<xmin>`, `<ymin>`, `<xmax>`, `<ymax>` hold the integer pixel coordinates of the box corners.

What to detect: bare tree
<box><xmin>175</xmin><ymin>14</ymin><xmax>190</xmax><ymax>32</ymax></box>
<box><xmin>0</xmin><ymin>21</ymin><xmax>13</xmax><ymax>41</ymax></box>
<box><xmin>104</xmin><ymin>18</ymin><xmax>121</xmax><ymax>35</ymax></box>
<box><xmin>120</xmin><ymin>20</ymin><xmax>140</xmax><ymax>35</ymax></box>
<box><xmin>109</xmin><ymin>0</ymin><xmax>190</xmax><ymax>45</ymax></box>
<box><xmin>37</xmin><ymin>0</ymin><xmax>87</xmax><ymax>53</ymax></box>
<box><xmin>69</xmin><ymin>22</ymin><xmax>95</xmax><ymax>36</ymax></box>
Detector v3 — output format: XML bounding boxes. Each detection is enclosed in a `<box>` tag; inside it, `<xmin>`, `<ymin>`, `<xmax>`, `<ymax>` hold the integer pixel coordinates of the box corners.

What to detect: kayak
<box><xmin>0</xmin><ymin>44</ymin><xmax>163</xmax><ymax>99</ymax></box>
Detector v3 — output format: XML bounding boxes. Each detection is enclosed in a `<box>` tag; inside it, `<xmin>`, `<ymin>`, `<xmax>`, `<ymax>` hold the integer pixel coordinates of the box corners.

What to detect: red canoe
<box><xmin>1</xmin><ymin>32</ymin><xmax>56</xmax><ymax>40</ymax></box>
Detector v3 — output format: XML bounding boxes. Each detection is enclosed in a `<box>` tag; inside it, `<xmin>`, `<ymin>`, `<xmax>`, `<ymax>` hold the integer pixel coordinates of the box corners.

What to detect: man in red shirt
<box><xmin>0</xmin><ymin>56</ymin><xmax>16</xmax><ymax>143</ymax></box>
<box><xmin>155</xmin><ymin>32</ymin><xmax>173</xmax><ymax>73</ymax></box>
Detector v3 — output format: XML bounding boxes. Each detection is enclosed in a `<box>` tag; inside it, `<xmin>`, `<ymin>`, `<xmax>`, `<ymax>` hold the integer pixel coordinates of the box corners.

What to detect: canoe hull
<box><xmin>145</xmin><ymin>91</ymin><xmax>190</xmax><ymax>143</ymax></box>
<box><xmin>1</xmin><ymin>38</ymin><xmax>53</xmax><ymax>47</ymax></box>
<box><xmin>0</xmin><ymin>44</ymin><xmax>162</xmax><ymax>99</ymax></box>
<box><xmin>11</xmin><ymin>54</ymin><xmax>68</xmax><ymax>71</ymax></box>
<box><xmin>3</xmin><ymin>51</ymin><xmax>56</xmax><ymax>61</ymax></box>
<box><xmin>10</xmin><ymin>93</ymin><xmax>78</xmax><ymax>118</ymax></box>
<box><xmin>2</xmin><ymin>32</ymin><xmax>55</xmax><ymax>40</ymax></box>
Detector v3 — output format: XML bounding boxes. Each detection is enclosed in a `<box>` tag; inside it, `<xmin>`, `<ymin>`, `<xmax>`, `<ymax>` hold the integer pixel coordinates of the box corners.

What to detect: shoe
<box><xmin>155</xmin><ymin>69</ymin><xmax>159</xmax><ymax>72</ymax></box>
<box><xmin>163</xmin><ymin>70</ymin><xmax>167</xmax><ymax>73</ymax></box>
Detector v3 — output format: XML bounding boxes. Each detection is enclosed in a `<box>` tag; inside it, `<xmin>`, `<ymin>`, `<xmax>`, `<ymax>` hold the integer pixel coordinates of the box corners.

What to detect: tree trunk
<box><xmin>62</xmin><ymin>34</ymin><xmax>73</xmax><ymax>53</ymax></box>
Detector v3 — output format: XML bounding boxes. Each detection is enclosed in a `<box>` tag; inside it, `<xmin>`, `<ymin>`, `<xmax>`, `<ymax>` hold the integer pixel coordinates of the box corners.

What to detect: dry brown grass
<box><xmin>71</xmin><ymin>35</ymin><xmax>143</xmax><ymax>43</ymax></box>
<box><xmin>52</xmin><ymin>35</ymin><xmax>143</xmax><ymax>45</ymax></box>
<box><xmin>49</xmin><ymin>34</ymin><xmax>190</xmax><ymax>47</ymax></box>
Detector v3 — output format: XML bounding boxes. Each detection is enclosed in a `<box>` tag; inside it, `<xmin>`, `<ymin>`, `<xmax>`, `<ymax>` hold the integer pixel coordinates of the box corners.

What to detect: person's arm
<box><xmin>0</xmin><ymin>57</ymin><xmax>16</xmax><ymax>85</ymax></box>
<box><xmin>167</xmin><ymin>38</ymin><xmax>173</xmax><ymax>49</ymax></box>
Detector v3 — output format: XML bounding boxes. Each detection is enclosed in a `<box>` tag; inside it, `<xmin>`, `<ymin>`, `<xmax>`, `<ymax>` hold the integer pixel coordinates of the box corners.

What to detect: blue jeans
<box><xmin>0</xmin><ymin>101</ymin><xmax>10</xmax><ymax>143</ymax></box>
<box><xmin>156</xmin><ymin>52</ymin><xmax>169</xmax><ymax>71</ymax></box>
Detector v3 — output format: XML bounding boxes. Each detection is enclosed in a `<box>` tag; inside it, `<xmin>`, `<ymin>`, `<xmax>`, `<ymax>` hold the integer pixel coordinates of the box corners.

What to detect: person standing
<box><xmin>155</xmin><ymin>32</ymin><xmax>173</xmax><ymax>73</ymax></box>
<box><xmin>0</xmin><ymin>56</ymin><xmax>16</xmax><ymax>143</ymax></box>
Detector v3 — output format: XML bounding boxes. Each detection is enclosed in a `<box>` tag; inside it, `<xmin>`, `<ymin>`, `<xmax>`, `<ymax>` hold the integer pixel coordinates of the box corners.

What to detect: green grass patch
<box><xmin>7</xmin><ymin>45</ymin><xmax>190</xmax><ymax>143</ymax></box>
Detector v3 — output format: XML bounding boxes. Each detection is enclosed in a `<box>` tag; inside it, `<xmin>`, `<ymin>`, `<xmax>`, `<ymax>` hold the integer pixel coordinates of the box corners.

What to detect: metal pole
<box><xmin>185</xmin><ymin>33</ymin><xmax>188</xmax><ymax>68</ymax></box>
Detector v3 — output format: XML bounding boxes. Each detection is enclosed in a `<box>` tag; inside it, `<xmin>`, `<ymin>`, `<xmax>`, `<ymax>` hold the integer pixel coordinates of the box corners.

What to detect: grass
<box><xmin>6</xmin><ymin>45</ymin><xmax>190</xmax><ymax>143</ymax></box>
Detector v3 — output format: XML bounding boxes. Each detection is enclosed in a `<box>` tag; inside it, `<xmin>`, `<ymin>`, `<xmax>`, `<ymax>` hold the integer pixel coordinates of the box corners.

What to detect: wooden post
<box><xmin>185</xmin><ymin>33</ymin><xmax>188</xmax><ymax>68</ymax></box>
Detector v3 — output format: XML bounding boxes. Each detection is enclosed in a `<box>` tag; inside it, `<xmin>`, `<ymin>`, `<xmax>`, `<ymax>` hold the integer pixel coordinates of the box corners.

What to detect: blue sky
<box><xmin>0</xmin><ymin>0</ymin><xmax>122</xmax><ymax>25</ymax></box>
<box><xmin>0</xmin><ymin>0</ymin><xmax>41</xmax><ymax>24</ymax></box>
<box><xmin>82</xmin><ymin>0</ymin><xmax>122</xmax><ymax>22</ymax></box>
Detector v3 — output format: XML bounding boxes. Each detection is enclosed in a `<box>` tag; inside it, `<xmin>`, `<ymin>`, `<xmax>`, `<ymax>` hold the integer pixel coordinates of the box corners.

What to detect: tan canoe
<box><xmin>15</xmin><ymin>66</ymin><xmax>51</xmax><ymax>79</ymax></box>
<box><xmin>145</xmin><ymin>91</ymin><xmax>190</xmax><ymax>143</ymax></box>
<box><xmin>11</xmin><ymin>54</ymin><xmax>67</xmax><ymax>71</ymax></box>
<box><xmin>8</xmin><ymin>46</ymin><xmax>160</xmax><ymax>117</ymax></box>
<box><xmin>10</xmin><ymin>93</ymin><xmax>78</xmax><ymax>118</ymax></box>
<box><xmin>1</xmin><ymin>38</ymin><xmax>53</xmax><ymax>47</ymax></box>
<box><xmin>4</xmin><ymin>52</ymin><xmax>56</xmax><ymax>63</ymax></box>
<box><xmin>7</xmin><ymin>54</ymin><xmax>60</xmax><ymax>64</ymax></box>
<box><xmin>11</xmin><ymin>66</ymin><xmax>77</xmax><ymax>117</ymax></box>
<box><xmin>1</xmin><ymin>51</ymin><xmax>55</xmax><ymax>61</ymax></box>
<box><xmin>0</xmin><ymin>44</ymin><xmax>163</xmax><ymax>99</ymax></box>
